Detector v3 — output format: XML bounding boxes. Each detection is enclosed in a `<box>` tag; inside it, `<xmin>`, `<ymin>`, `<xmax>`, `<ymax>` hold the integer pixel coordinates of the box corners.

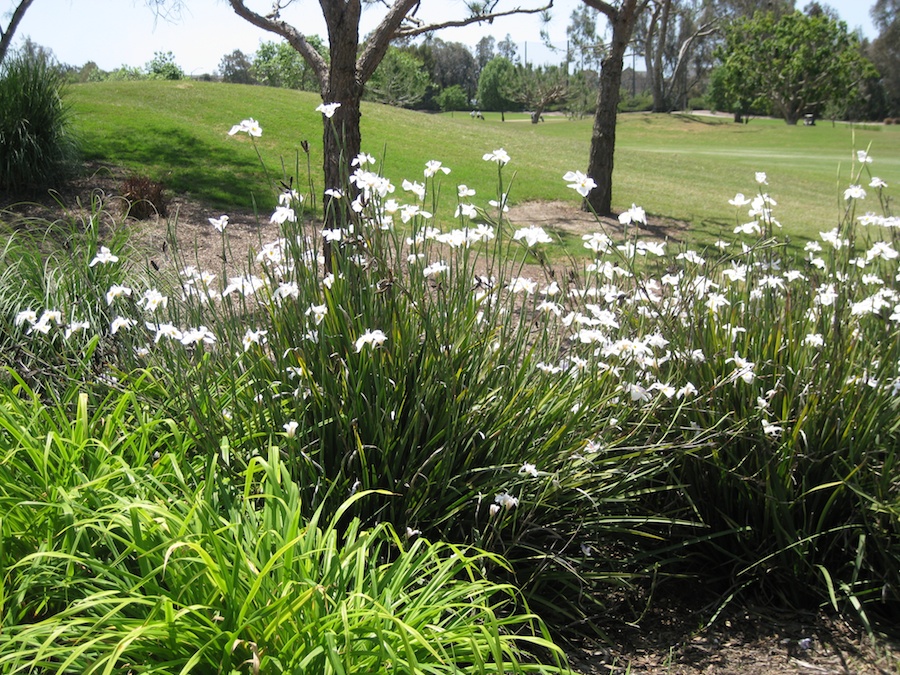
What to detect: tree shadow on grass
<box><xmin>80</xmin><ymin>123</ymin><xmax>279</xmax><ymax>210</ymax></box>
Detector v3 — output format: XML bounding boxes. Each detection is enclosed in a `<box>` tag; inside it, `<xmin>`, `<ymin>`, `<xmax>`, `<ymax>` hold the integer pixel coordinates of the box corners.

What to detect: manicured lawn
<box><xmin>68</xmin><ymin>80</ymin><xmax>899</xmax><ymax>245</ymax></box>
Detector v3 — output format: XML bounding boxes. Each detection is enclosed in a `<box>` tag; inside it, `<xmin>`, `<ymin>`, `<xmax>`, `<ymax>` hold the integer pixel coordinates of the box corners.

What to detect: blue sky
<box><xmin>12</xmin><ymin>0</ymin><xmax>880</xmax><ymax>76</ymax></box>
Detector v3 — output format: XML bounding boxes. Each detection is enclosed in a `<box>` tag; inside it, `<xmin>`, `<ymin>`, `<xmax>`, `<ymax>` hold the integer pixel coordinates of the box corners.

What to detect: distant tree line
<box><xmin>214</xmin><ymin>1</ymin><xmax>899</xmax><ymax>124</ymax></box>
<box><xmin>65</xmin><ymin>50</ymin><xmax>186</xmax><ymax>82</ymax></box>
<box><xmin>39</xmin><ymin>0</ymin><xmax>900</xmax><ymax>126</ymax></box>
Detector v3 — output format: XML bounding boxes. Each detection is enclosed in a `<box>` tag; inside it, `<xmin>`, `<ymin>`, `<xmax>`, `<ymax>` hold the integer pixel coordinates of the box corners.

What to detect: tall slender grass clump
<box><xmin>0</xmin><ymin>48</ymin><xmax>80</xmax><ymax>193</ymax></box>
<box><xmin>133</xmin><ymin>135</ymin><xmax>680</xmax><ymax>622</ymax></box>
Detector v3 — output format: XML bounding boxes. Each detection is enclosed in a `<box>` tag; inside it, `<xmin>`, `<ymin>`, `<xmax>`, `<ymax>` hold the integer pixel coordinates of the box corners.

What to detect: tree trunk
<box><xmin>776</xmin><ymin>99</ymin><xmax>801</xmax><ymax>125</ymax></box>
<box><xmin>585</xmin><ymin>3</ymin><xmax>642</xmax><ymax>216</ymax></box>
<box><xmin>645</xmin><ymin>0</ymin><xmax>671</xmax><ymax>112</ymax></box>
<box><xmin>321</xmin><ymin>88</ymin><xmax>362</xmax><ymax>263</ymax></box>
<box><xmin>585</xmin><ymin>54</ymin><xmax>624</xmax><ymax>215</ymax></box>
<box><xmin>320</xmin><ymin>4</ymin><xmax>364</xmax><ymax>269</ymax></box>
<box><xmin>321</xmin><ymin>87</ymin><xmax>363</xmax><ymax>198</ymax></box>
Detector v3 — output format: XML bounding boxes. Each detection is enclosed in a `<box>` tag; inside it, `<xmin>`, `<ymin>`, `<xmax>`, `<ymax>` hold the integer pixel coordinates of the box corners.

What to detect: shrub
<box><xmin>617</xmin><ymin>91</ymin><xmax>653</xmax><ymax>112</ymax></box>
<box><xmin>687</xmin><ymin>96</ymin><xmax>707</xmax><ymax>111</ymax></box>
<box><xmin>437</xmin><ymin>84</ymin><xmax>471</xmax><ymax>111</ymax></box>
<box><xmin>0</xmin><ymin>49</ymin><xmax>80</xmax><ymax>193</ymax></box>
<box><xmin>146</xmin><ymin>51</ymin><xmax>184</xmax><ymax>80</ymax></box>
<box><xmin>120</xmin><ymin>173</ymin><xmax>168</xmax><ymax>219</ymax></box>
<box><xmin>105</xmin><ymin>64</ymin><xmax>144</xmax><ymax>81</ymax></box>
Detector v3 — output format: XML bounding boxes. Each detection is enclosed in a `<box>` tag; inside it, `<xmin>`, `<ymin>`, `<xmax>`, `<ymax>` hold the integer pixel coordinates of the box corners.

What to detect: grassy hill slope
<box><xmin>68</xmin><ymin>80</ymin><xmax>899</xmax><ymax>244</ymax></box>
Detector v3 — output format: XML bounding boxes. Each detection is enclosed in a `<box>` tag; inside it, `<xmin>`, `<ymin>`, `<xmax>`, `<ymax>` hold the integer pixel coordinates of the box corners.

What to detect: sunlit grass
<box><xmin>68</xmin><ymin>81</ymin><xmax>900</xmax><ymax>247</ymax></box>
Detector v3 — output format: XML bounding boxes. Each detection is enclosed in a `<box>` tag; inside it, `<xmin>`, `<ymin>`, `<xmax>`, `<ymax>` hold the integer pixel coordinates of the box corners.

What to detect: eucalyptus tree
<box><xmin>869</xmin><ymin>0</ymin><xmax>900</xmax><ymax>115</ymax></box>
<box><xmin>872</xmin><ymin>0</ymin><xmax>899</xmax><ymax>28</ymax></box>
<box><xmin>497</xmin><ymin>33</ymin><xmax>520</xmax><ymax>62</ymax></box>
<box><xmin>475</xmin><ymin>35</ymin><xmax>496</xmax><ymax>75</ymax></box>
<box><xmin>636</xmin><ymin>0</ymin><xmax>795</xmax><ymax>114</ymax></box>
<box><xmin>639</xmin><ymin>0</ymin><xmax>717</xmax><ymax>111</ymax></box>
<box><xmin>226</xmin><ymin>0</ymin><xmax>551</xmax><ymax>216</ymax></box>
<box><xmin>711</xmin><ymin>0</ymin><xmax>794</xmax><ymax>18</ymax></box>
<box><xmin>428</xmin><ymin>38</ymin><xmax>478</xmax><ymax>99</ymax></box>
<box><xmin>219</xmin><ymin>49</ymin><xmax>256</xmax><ymax>84</ymax></box>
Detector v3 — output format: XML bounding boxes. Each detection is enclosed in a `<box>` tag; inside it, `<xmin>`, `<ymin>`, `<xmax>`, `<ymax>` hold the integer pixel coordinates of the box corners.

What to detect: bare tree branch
<box><xmin>394</xmin><ymin>1</ymin><xmax>554</xmax><ymax>40</ymax></box>
<box><xmin>357</xmin><ymin>0</ymin><xmax>420</xmax><ymax>82</ymax></box>
<box><xmin>228</xmin><ymin>0</ymin><xmax>329</xmax><ymax>91</ymax></box>
<box><xmin>578</xmin><ymin>0</ymin><xmax>617</xmax><ymax>21</ymax></box>
<box><xmin>0</xmin><ymin>0</ymin><xmax>36</xmax><ymax>65</ymax></box>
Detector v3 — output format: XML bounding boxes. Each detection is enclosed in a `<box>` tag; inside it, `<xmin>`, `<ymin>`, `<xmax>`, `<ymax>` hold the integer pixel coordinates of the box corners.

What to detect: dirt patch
<box><xmin>2</xmin><ymin>165</ymin><xmax>898</xmax><ymax>675</ymax></box>
<box><xmin>2</xmin><ymin>164</ymin><xmax>687</xmax><ymax>281</ymax></box>
<box><xmin>507</xmin><ymin>199</ymin><xmax>688</xmax><ymax>244</ymax></box>
<box><xmin>568</xmin><ymin>581</ymin><xmax>899</xmax><ymax>674</ymax></box>
<box><xmin>0</xmin><ymin>162</ymin><xmax>282</xmax><ymax>278</ymax></box>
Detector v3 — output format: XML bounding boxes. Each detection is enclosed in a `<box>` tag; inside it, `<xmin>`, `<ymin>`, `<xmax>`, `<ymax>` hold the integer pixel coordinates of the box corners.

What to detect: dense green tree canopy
<box><xmin>146</xmin><ymin>51</ymin><xmax>183</xmax><ymax>80</ymax></box>
<box><xmin>252</xmin><ymin>39</ymin><xmax>324</xmax><ymax>91</ymax></box>
<box><xmin>429</xmin><ymin>39</ymin><xmax>478</xmax><ymax>98</ymax></box>
<box><xmin>435</xmin><ymin>84</ymin><xmax>470</xmax><ymax>111</ymax></box>
<box><xmin>402</xmin><ymin>38</ymin><xmax>478</xmax><ymax>108</ymax></box>
<box><xmin>364</xmin><ymin>46</ymin><xmax>429</xmax><ymax>108</ymax></box>
<box><xmin>476</xmin><ymin>56</ymin><xmax>517</xmax><ymax>117</ymax></box>
<box><xmin>712</xmin><ymin>9</ymin><xmax>876</xmax><ymax>124</ymax></box>
<box><xmin>503</xmin><ymin>64</ymin><xmax>568</xmax><ymax>123</ymax></box>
